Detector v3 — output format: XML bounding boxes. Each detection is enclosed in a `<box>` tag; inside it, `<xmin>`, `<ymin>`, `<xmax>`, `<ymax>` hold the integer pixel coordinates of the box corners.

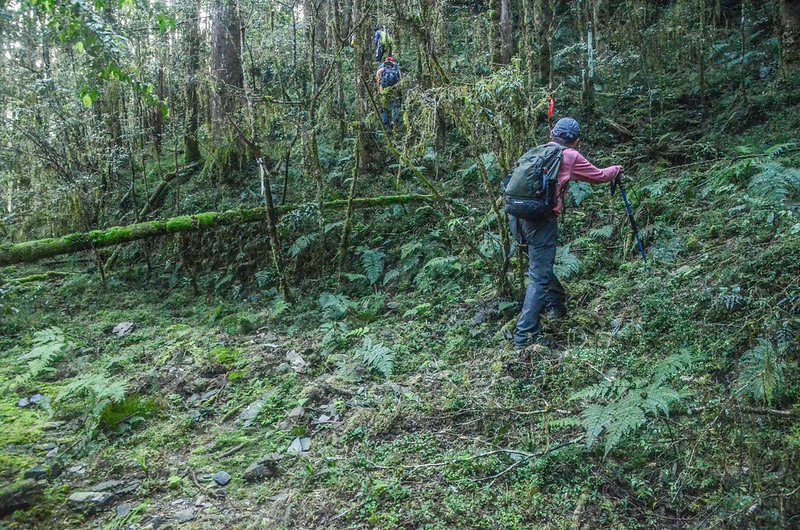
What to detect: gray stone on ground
<box><xmin>112</xmin><ymin>322</ymin><xmax>136</xmax><ymax>337</ymax></box>
<box><xmin>175</xmin><ymin>507</ymin><xmax>196</xmax><ymax>523</ymax></box>
<box><xmin>116</xmin><ymin>503</ymin><xmax>133</xmax><ymax>517</ymax></box>
<box><xmin>213</xmin><ymin>471</ymin><xmax>231</xmax><ymax>486</ymax></box>
<box><xmin>243</xmin><ymin>455</ymin><xmax>281</xmax><ymax>482</ymax></box>
<box><xmin>29</xmin><ymin>394</ymin><xmax>44</xmax><ymax>404</ymax></box>
<box><xmin>23</xmin><ymin>466</ymin><xmax>47</xmax><ymax>480</ymax></box>
<box><xmin>68</xmin><ymin>491</ymin><xmax>113</xmax><ymax>507</ymax></box>
<box><xmin>287</xmin><ymin>437</ymin><xmax>311</xmax><ymax>454</ymax></box>
<box><xmin>0</xmin><ymin>479</ymin><xmax>41</xmax><ymax>516</ymax></box>
<box><xmin>16</xmin><ymin>397</ymin><xmax>29</xmax><ymax>408</ymax></box>
<box><xmin>90</xmin><ymin>479</ymin><xmax>125</xmax><ymax>492</ymax></box>
<box><xmin>238</xmin><ymin>393</ymin><xmax>273</xmax><ymax>427</ymax></box>
<box><xmin>286</xmin><ymin>406</ymin><xmax>305</xmax><ymax>420</ymax></box>
<box><xmin>285</xmin><ymin>350</ymin><xmax>309</xmax><ymax>373</ymax></box>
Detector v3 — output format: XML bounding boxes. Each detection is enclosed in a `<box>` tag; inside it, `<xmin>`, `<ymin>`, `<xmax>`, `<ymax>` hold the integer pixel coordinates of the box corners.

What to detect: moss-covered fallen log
<box><xmin>0</xmin><ymin>194</ymin><xmax>437</xmax><ymax>266</ymax></box>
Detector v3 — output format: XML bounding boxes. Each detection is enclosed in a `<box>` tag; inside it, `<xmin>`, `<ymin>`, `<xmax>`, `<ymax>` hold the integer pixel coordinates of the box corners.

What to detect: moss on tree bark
<box><xmin>0</xmin><ymin>194</ymin><xmax>436</xmax><ymax>266</ymax></box>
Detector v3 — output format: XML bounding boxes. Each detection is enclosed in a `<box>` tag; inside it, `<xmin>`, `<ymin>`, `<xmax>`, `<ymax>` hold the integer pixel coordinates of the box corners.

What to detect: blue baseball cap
<box><xmin>552</xmin><ymin>117</ymin><xmax>580</xmax><ymax>143</ymax></box>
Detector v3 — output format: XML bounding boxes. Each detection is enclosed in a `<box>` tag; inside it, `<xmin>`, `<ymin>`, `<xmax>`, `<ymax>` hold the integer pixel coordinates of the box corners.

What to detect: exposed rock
<box><xmin>147</xmin><ymin>515</ymin><xmax>167</xmax><ymax>529</ymax></box>
<box><xmin>238</xmin><ymin>392</ymin><xmax>275</xmax><ymax>427</ymax></box>
<box><xmin>243</xmin><ymin>455</ymin><xmax>281</xmax><ymax>482</ymax></box>
<box><xmin>0</xmin><ymin>479</ymin><xmax>41</xmax><ymax>516</ymax></box>
<box><xmin>213</xmin><ymin>471</ymin><xmax>231</xmax><ymax>486</ymax></box>
<box><xmin>23</xmin><ymin>466</ymin><xmax>47</xmax><ymax>480</ymax></box>
<box><xmin>286</xmin><ymin>406</ymin><xmax>305</xmax><ymax>420</ymax></box>
<box><xmin>175</xmin><ymin>507</ymin><xmax>196</xmax><ymax>523</ymax></box>
<box><xmin>116</xmin><ymin>503</ymin><xmax>133</xmax><ymax>517</ymax></box>
<box><xmin>90</xmin><ymin>479</ymin><xmax>125</xmax><ymax>492</ymax></box>
<box><xmin>112</xmin><ymin>322</ymin><xmax>136</xmax><ymax>337</ymax></box>
<box><xmin>285</xmin><ymin>350</ymin><xmax>309</xmax><ymax>373</ymax></box>
<box><xmin>16</xmin><ymin>397</ymin><xmax>30</xmax><ymax>408</ymax></box>
<box><xmin>29</xmin><ymin>394</ymin><xmax>44</xmax><ymax>405</ymax></box>
<box><xmin>68</xmin><ymin>491</ymin><xmax>113</xmax><ymax>507</ymax></box>
<box><xmin>67</xmin><ymin>464</ymin><xmax>86</xmax><ymax>475</ymax></box>
<box><xmin>287</xmin><ymin>437</ymin><xmax>311</xmax><ymax>455</ymax></box>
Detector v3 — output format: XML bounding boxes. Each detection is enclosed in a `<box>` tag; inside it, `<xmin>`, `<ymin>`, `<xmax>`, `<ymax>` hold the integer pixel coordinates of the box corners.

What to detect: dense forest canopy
<box><xmin>0</xmin><ymin>0</ymin><xmax>799</xmax><ymax>527</ymax></box>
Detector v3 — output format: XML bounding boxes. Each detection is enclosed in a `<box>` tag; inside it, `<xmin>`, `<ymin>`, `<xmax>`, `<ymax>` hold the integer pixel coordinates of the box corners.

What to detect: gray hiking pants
<box><xmin>510</xmin><ymin>214</ymin><xmax>566</xmax><ymax>346</ymax></box>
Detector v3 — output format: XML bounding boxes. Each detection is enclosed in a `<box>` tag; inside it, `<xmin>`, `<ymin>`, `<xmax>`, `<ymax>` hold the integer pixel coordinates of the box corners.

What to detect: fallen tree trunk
<box><xmin>0</xmin><ymin>194</ymin><xmax>436</xmax><ymax>266</ymax></box>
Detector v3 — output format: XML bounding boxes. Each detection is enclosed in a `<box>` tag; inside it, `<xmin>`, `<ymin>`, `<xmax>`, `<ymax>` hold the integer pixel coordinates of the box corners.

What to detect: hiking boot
<box><xmin>545</xmin><ymin>306</ymin><xmax>567</xmax><ymax>321</ymax></box>
<box><xmin>514</xmin><ymin>336</ymin><xmax>552</xmax><ymax>351</ymax></box>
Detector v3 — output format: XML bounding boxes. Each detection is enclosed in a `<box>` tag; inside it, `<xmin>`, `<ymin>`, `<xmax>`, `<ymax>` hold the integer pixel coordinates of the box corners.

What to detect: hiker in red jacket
<box><xmin>509</xmin><ymin>117</ymin><xmax>622</xmax><ymax>350</ymax></box>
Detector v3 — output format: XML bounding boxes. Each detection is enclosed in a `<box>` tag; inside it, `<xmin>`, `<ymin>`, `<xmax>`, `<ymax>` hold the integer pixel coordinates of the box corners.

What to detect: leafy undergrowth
<box><xmin>2</xmin><ymin>131</ymin><xmax>800</xmax><ymax>529</ymax></box>
<box><xmin>0</xmin><ymin>142</ymin><xmax>800</xmax><ymax>529</ymax></box>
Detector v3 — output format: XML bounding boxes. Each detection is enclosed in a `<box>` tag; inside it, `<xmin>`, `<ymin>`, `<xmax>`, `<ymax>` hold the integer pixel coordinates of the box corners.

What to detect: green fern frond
<box><xmin>58</xmin><ymin>373</ymin><xmax>129</xmax><ymax>432</ymax></box>
<box><xmin>400</xmin><ymin>241</ymin><xmax>424</xmax><ymax>261</ymax></box>
<box><xmin>570</xmin><ymin>379</ymin><xmax>615</xmax><ymax>403</ymax></box>
<box><xmin>554</xmin><ymin>244</ymin><xmax>580</xmax><ymax>279</ymax></box>
<box><xmin>764</xmin><ymin>142</ymin><xmax>797</xmax><ymax>158</ymax></box>
<box><xmin>589</xmin><ymin>225</ymin><xmax>614</xmax><ymax>239</ymax></box>
<box><xmin>572</xmin><ymin>352</ymin><xmax>689</xmax><ymax>455</ymax></box>
<box><xmin>641</xmin><ymin>383</ymin><xmax>682</xmax><ymax>417</ymax></box>
<box><xmin>736</xmin><ymin>338</ymin><xmax>786</xmax><ymax>406</ymax></box>
<box><xmin>652</xmin><ymin>351</ymin><xmax>693</xmax><ymax>386</ymax></box>
<box><xmin>580</xmin><ymin>403</ymin><xmax>612</xmax><ymax>447</ymax></box>
<box><xmin>355</xmin><ymin>336</ymin><xmax>394</xmax><ymax>378</ymax></box>
<box><xmin>318</xmin><ymin>292</ymin><xmax>351</xmax><ymax>320</ymax></box>
<box><xmin>570</xmin><ymin>181</ymin><xmax>593</xmax><ymax>206</ymax></box>
<box><xmin>18</xmin><ymin>327</ymin><xmax>67</xmax><ymax>379</ymax></box>
<box><xmin>604</xmin><ymin>395</ymin><xmax>647</xmax><ymax>456</ymax></box>
<box><xmin>358</xmin><ymin>247</ymin><xmax>387</xmax><ymax>285</ymax></box>
<box><xmin>748</xmin><ymin>162</ymin><xmax>800</xmax><ymax>204</ymax></box>
<box><xmin>289</xmin><ymin>233</ymin><xmax>319</xmax><ymax>258</ymax></box>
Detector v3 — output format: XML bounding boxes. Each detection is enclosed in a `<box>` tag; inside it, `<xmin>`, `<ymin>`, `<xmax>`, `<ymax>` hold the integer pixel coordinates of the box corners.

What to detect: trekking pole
<box><xmin>611</xmin><ymin>175</ymin><xmax>648</xmax><ymax>268</ymax></box>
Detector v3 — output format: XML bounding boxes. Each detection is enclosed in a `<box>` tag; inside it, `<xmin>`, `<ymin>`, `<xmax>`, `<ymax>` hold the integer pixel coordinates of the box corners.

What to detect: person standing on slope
<box><xmin>375</xmin><ymin>57</ymin><xmax>402</xmax><ymax>130</ymax></box>
<box><xmin>505</xmin><ymin>117</ymin><xmax>623</xmax><ymax>350</ymax></box>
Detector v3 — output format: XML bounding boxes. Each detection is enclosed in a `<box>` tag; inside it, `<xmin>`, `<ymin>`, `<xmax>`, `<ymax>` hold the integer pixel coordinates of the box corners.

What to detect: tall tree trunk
<box><xmin>782</xmin><ymin>0</ymin><xmax>800</xmax><ymax>68</ymax></box>
<box><xmin>534</xmin><ymin>0</ymin><xmax>551</xmax><ymax>87</ymax></box>
<box><xmin>698</xmin><ymin>0</ymin><xmax>708</xmax><ymax>114</ymax></box>
<box><xmin>500</xmin><ymin>0</ymin><xmax>513</xmax><ymax>64</ymax></box>
<box><xmin>185</xmin><ymin>0</ymin><xmax>202</xmax><ymax>164</ymax></box>
<box><xmin>580</xmin><ymin>0</ymin><xmax>595</xmax><ymax>118</ymax></box>
<box><xmin>522</xmin><ymin>0</ymin><xmax>536</xmax><ymax>88</ymax></box>
<box><xmin>739</xmin><ymin>0</ymin><xmax>749</xmax><ymax>105</ymax></box>
<box><xmin>210</xmin><ymin>0</ymin><xmax>244</xmax><ymax>135</ymax></box>
<box><xmin>488</xmin><ymin>0</ymin><xmax>502</xmax><ymax>66</ymax></box>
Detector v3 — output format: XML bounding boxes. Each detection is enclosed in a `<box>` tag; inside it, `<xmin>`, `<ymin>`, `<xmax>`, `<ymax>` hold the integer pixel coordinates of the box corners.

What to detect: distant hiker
<box><xmin>503</xmin><ymin>117</ymin><xmax>623</xmax><ymax>350</ymax></box>
<box><xmin>373</xmin><ymin>25</ymin><xmax>394</xmax><ymax>63</ymax></box>
<box><xmin>375</xmin><ymin>57</ymin><xmax>402</xmax><ymax>129</ymax></box>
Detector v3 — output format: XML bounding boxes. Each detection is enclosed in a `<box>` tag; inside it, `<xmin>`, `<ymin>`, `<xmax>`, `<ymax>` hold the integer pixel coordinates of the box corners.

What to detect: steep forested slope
<box><xmin>1</xmin><ymin>0</ymin><xmax>800</xmax><ymax>528</ymax></box>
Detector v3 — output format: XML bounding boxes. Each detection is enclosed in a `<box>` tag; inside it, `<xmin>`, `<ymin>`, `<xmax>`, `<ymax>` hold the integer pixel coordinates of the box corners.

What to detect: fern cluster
<box><xmin>57</xmin><ymin>373</ymin><xmax>129</xmax><ymax>434</ymax></box>
<box><xmin>748</xmin><ymin>161</ymin><xmax>800</xmax><ymax>205</ymax></box>
<box><xmin>17</xmin><ymin>327</ymin><xmax>67</xmax><ymax>381</ymax></box>
<box><xmin>318</xmin><ymin>292</ymin><xmax>351</xmax><ymax>320</ymax></box>
<box><xmin>355</xmin><ymin>336</ymin><xmax>394</xmax><ymax>378</ymax></box>
<box><xmin>415</xmin><ymin>256</ymin><xmax>463</xmax><ymax>294</ymax></box>
<box><xmin>736</xmin><ymin>338</ymin><xmax>786</xmax><ymax>406</ymax></box>
<box><xmin>571</xmin><ymin>351</ymin><xmax>692</xmax><ymax>456</ymax></box>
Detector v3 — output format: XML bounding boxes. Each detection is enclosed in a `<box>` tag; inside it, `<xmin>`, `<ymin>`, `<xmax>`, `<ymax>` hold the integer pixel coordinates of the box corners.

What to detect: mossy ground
<box><xmin>1</xmin><ymin>92</ymin><xmax>799</xmax><ymax>530</ymax></box>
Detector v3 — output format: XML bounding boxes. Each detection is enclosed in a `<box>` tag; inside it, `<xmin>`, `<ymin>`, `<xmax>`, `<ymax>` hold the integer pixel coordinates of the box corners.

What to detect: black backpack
<box><xmin>381</xmin><ymin>65</ymin><xmax>400</xmax><ymax>88</ymax></box>
<box><xmin>503</xmin><ymin>144</ymin><xmax>564</xmax><ymax>222</ymax></box>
